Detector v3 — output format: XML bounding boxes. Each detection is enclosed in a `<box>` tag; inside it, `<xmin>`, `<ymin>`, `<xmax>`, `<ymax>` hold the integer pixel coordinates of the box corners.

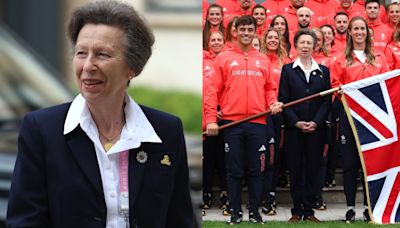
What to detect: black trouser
<box><xmin>262</xmin><ymin>116</ymin><xmax>275</xmax><ymax>200</ymax></box>
<box><xmin>263</xmin><ymin>115</ymin><xmax>283</xmax><ymax>202</ymax></box>
<box><xmin>223</xmin><ymin>121</ymin><xmax>267</xmax><ymax>214</ymax></box>
<box><xmin>339</xmin><ymin>107</ymin><xmax>368</xmax><ymax>206</ymax></box>
<box><xmin>325</xmin><ymin>98</ymin><xmax>341</xmax><ymax>184</ymax></box>
<box><xmin>203</xmin><ymin>133</ymin><xmax>227</xmax><ymax>194</ymax></box>
<box><xmin>285</xmin><ymin>127</ymin><xmax>326</xmax><ymax>217</ymax></box>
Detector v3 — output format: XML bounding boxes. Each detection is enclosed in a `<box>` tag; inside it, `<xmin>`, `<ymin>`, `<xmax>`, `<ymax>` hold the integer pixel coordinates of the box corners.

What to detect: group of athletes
<box><xmin>202</xmin><ymin>0</ymin><xmax>400</xmax><ymax>225</ymax></box>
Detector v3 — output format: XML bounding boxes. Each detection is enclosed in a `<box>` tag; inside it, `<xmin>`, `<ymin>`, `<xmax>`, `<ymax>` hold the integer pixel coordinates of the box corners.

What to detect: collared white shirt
<box><xmin>64</xmin><ymin>94</ymin><xmax>162</xmax><ymax>228</ymax></box>
<box><xmin>292</xmin><ymin>57</ymin><xmax>321</xmax><ymax>83</ymax></box>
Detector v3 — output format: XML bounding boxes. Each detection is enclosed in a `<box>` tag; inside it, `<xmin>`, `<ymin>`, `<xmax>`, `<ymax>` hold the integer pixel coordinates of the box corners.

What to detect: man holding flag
<box><xmin>204</xmin><ymin>15</ymin><xmax>283</xmax><ymax>224</ymax></box>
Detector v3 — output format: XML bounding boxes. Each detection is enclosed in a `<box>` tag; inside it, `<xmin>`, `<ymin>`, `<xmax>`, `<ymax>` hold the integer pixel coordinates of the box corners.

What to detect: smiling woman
<box><xmin>6</xmin><ymin>1</ymin><xmax>195</xmax><ymax>227</ymax></box>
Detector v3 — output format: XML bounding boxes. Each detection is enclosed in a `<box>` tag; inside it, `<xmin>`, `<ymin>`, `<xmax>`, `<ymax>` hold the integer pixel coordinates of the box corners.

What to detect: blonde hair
<box><xmin>261</xmin><ymin>27</ymin><xmax>288</xmax><ymax>67</ymax></box>
<box><xmin>311</xmin><ymin>27</ymin><xmax>329</xmax><ymax>56</ymax></box>
<box><xmin>394</xmin><ymin>20</ymin><xmax>400</xmax><ymax>42</ymax></box>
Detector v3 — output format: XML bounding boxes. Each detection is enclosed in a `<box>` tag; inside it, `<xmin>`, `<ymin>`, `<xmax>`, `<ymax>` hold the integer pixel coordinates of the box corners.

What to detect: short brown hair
<box><xmin>68</xmin><ymin>0</ymin><xmax>155</xmax><ymax>77</ymax></box>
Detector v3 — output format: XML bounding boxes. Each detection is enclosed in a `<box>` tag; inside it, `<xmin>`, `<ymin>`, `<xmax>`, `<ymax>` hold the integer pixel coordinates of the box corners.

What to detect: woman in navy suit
<box><xmin>7</xmin><ymin>1</ymin><xmax>195</xmax><ymax>227</ymax></box>
<box><xmin>278</xmin><ymin>29</ymin><xmax>331</xmax><ymax>223</ymax></box>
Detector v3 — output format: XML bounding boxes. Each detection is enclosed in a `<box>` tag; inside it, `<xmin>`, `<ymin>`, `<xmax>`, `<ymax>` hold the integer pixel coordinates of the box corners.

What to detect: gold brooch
<box><xmin>161</xmin><ymin>155</ymin><xmax>171</xmax><ymax>166</ymax></box>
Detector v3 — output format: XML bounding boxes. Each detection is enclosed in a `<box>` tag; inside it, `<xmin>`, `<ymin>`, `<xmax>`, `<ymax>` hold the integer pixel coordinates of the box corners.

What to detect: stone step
<box><xmin>0</xmin><ymin>180</ymin><xmax>11</xmax><ymax>198</ymax></box>
<box><xmin>0</xmin><ymin>197</ymin><xmax>7</xmax><ymax>226</ymax></box>
<box><xmin>210</xmin><ymin>185</ymin><xmax>364</xmax><ymax>205</ymax></box>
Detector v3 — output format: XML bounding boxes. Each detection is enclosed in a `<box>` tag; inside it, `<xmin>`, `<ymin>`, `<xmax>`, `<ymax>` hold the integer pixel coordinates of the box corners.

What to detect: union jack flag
<box><xmin>341</xmin><ymin>69</ymin><xmax>400</xmax><ymax>224</ymax></box>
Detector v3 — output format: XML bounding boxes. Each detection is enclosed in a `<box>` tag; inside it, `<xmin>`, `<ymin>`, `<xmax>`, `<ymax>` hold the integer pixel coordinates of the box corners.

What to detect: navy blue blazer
<box><xmin>7</xmin><ymin>103</ymin><xmax>195</xmax><ymax>228</ymax></box>
<box><xmin>278</xmin><ymin>63</ymin><xmax>331</xmax><ymax>128</ymax></box>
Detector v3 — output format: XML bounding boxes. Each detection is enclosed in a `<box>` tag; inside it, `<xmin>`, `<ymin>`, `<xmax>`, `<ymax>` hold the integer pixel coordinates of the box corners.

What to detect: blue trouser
<box><xmin>285</xmin><ymin>127</ymin><xmax>326</xmax><ymax>217</ymax></box>
<box><xmin>339</xmin><ymin>106</ymin><xmax>368</xmax><ymax>206</ymax></box>
<box><xmin>222</xmin><ymin>121</ymin><xmax>267</xmax><ymax>214</ymax></box>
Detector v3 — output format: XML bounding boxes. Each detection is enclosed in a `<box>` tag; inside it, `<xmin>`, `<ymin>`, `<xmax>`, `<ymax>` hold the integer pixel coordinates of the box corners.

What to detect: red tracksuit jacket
<box><xmin>204</xmin><ymin>46</ymin><xmax>277</xmax><ymax>125</ymax></box>
<box><xmin>385</xmin><ymin>42</ymin><xmax>400</xmax><ymax>70</ymax></box>
<box><xmin>304</xmin><ymin>0</ymin><xmax>339</xmax><ymax>27</ymax></box>
<box><xmin>368</xmin><ymin>19</ymin><xmax>393</xmax><ymax>53</ymax></box>
<box><xmin>331</xmin><ymin>51</ymin><xmax>390</xmax><ymax>88</ymax></box>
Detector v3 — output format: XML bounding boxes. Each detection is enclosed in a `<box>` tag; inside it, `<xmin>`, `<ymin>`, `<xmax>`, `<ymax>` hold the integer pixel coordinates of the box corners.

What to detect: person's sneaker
<box><xmin>220</xmin><ymin>193</ymin><xmax>229</xmax><ymax>209</ymax></box>
<box><xmin>202</xmin><ymin>193</ymin><xmax>212</xmax><ymax>209</ymax></box>
<box><xmin>269</xmin><ymin>193</ymin><xmax>277</xmax><ymax>209</ymax></box>
<box><xmin>313</xmin><ymin>199</ymin><xmax>327</xmax><ymax>210</ymax></box>
<box><xmin>345</xmin><ymin>209</ymin><xmax>356</xmax><ymax>223</ymax></box>
<box><xmin>222</xmin><ymin>207</ymin><xmax>230</xmax><ymax>216</ymax></box>
<box><xmin>249</xmin><ymin>212</ymin><xmax>264</xmax><ymax>224</ymax></box>
<box><xmin>261</xmin><ymin>204</ymin><xmax>276</xmax><ymax>216</ymax></box>
<box><xmin>227</xmin><ymin>212</ymin><xmax>243</xmax><ymax>225</ymax></box>
<box><xmin>325</xmin><ymin>179</ymin><xmax>336</xmax><ymax>188</ymax></box>
<box><xmin>363</xmin><ymin>209</ymin><xmax>372</xmax><ymax>223</ymax></box>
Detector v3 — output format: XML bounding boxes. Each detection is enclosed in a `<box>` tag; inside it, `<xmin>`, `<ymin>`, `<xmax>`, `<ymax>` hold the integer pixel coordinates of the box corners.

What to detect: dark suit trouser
<box><xmin>285</xmin><ymin>127</ymin><xmax>325</xmax><ymax>217</ymax></box>
<box><xmin>223</xmin><ymin>121</ymin><xmax>266</xmax><ymax>213</ymax></box>
<box><xmin>263</xmin><ymin>115</ymin><xmax>283</xmax><ymax>202</ymax></box>
<box><xmin>325</xmin><ymin>98</ymin><xmax>341</xmax><ymax>184</ymax></box>
<box><xmin>203</xmin><ymin>134</ymin><xmax>227</xmax><ymax>194</ymax></box>
<box><xmin>339</xmin><ymin>108</ymin><xmax>368</xmax><ymax>206</ymax></box>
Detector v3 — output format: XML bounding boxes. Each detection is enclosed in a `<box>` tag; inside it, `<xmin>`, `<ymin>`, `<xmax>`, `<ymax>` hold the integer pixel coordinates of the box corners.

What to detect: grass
<box><xmin>202</xmin><ymin>221</ymin><xmax>400</xmax><ymax>227</ymax></box>
<box><xmin>127</xmin><ymin>86</ymin><xmax>201</xmax><ymax>134</ymax></box>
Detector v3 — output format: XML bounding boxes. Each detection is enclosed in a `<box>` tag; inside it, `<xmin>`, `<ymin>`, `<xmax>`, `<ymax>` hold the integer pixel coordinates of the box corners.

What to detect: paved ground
<box><xmin>203</xmin><ymin>203</ymin><xmax>366</xmax><ymax>222</ymax></box>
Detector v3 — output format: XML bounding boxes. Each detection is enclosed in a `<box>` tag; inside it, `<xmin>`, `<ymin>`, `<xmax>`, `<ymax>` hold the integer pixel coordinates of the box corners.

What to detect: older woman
<box><xmin>6</xmin><ymin>1</ymin><xmax>194</xmax><ymax>228</ymax></box>
<box><xmin>278</xmin><ymin>29</ymin><xmax>331</xmax><ymax>223</ymax></box>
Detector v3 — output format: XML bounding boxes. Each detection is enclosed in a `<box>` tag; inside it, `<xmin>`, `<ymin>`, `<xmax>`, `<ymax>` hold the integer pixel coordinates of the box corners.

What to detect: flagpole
<box><xmin>203</xmin><ymin>87</ymin><xmax>341</xmax><ymax>135</ymax></box>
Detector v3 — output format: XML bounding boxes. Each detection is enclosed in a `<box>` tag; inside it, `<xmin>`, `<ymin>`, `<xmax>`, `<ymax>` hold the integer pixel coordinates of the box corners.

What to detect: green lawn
<box><xmin>202</xmin><ymin>221</ymin><xmax>400</xmax><ymax>227</ymax></box>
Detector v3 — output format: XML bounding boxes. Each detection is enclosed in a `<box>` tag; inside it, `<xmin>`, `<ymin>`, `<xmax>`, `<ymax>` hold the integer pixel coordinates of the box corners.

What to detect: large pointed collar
<box><xmin>63</xmin><ymin>94</ymin><xmax>162</xmax><ymax>153</ymax></box>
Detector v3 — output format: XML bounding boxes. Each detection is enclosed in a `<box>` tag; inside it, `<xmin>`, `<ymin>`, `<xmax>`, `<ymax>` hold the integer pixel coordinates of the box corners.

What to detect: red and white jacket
<box><xmin>261</xmin><ymin>0</ymin><xmax>291</xmax><ymax>24</ymax></box>
<box><xmin>266</xmin><ymin>53</ymin><xmax>290</xmax><ymax>97</ymax></box>
<box><xmin>384</xmin><ymin>41</ymin><xmax>400</xmax><ymax>70</ymax></box>
<box><xmin>304</xmin><ymin>0</ymin><xmax>339</xmax><ymax>27</ymax></box>
<box><xmin>204</xmin><ymin>46</ymin><xmax>277</xmax><ymax>125</ymax></box>
<box><xmin>368</xmin><ymin>19</ymin><xmax>393</xmax><ymax>53</ymax></box>
<box><xmin>201</xmin><ymin>51</ymin><xmax>218</xmax><ymax>131</ymax></box>
<box><xmin>331</xmin><ymin>51</ymin><xmax>389</xmax><ymax>88</ymax></box>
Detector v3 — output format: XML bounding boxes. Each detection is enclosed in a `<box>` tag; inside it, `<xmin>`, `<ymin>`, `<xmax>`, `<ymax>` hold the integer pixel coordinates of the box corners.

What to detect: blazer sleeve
<box><xmin>7</xmin><ymin>113</ymin><xmax>51</xmax><ymax>227</ymax></box>
<box><xmin>165</xmin><ymin>118</ymin><xmax>195</xmax><ymax>228</ymax></box>
<box><xmin>312</xmin><ymin>66</ymin><xmax>332</xmax><ymax>127</ymax></box>
<box><xmin>278</xmin><ymin>65</ymin><xmax>300</xmax><ymax>127</ymax></box>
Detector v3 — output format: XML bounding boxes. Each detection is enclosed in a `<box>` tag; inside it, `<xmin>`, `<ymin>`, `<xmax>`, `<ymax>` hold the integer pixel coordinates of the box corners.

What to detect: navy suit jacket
<box><xmin>278</xmin><ymin>63</ymin><xmax>331</xmax><ymax>128</ymax></box>
<box><xmin>7</xmin><ymin>103</ymin><xmax>195</xmax><ymax>228</ymax></box>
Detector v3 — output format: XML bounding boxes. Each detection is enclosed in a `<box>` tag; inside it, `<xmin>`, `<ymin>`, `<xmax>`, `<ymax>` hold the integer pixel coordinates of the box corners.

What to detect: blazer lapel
<box><xmin>66</xmin><ymin>127</ymin><xmax>104</xmax><ymax>197</ymax></box>
<box><xmin>129</xmin><ymin>147</ymin><xmax>146</xmax><ymax>208</ymax></box>
<box><xmin>293</xmin><ymin>66</ymin><xmax>308</xmax><ymax>84</ymax></box>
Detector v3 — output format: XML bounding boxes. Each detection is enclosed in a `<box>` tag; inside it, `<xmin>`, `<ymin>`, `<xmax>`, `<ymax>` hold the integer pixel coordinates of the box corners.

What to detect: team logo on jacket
<box><xmin>230</xmin><ymin>60</ymin><xmax>238</xmax><ymax>67</ymax></box>
<box><xmin>224</xmin><ymin>143</ymin><xmax>230</xmax><ymax>152</ymax></box>
<box><xmin>255</xmin><ymin>60</ymin><xmax>261</xmax><ymax>68</ymax></box>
